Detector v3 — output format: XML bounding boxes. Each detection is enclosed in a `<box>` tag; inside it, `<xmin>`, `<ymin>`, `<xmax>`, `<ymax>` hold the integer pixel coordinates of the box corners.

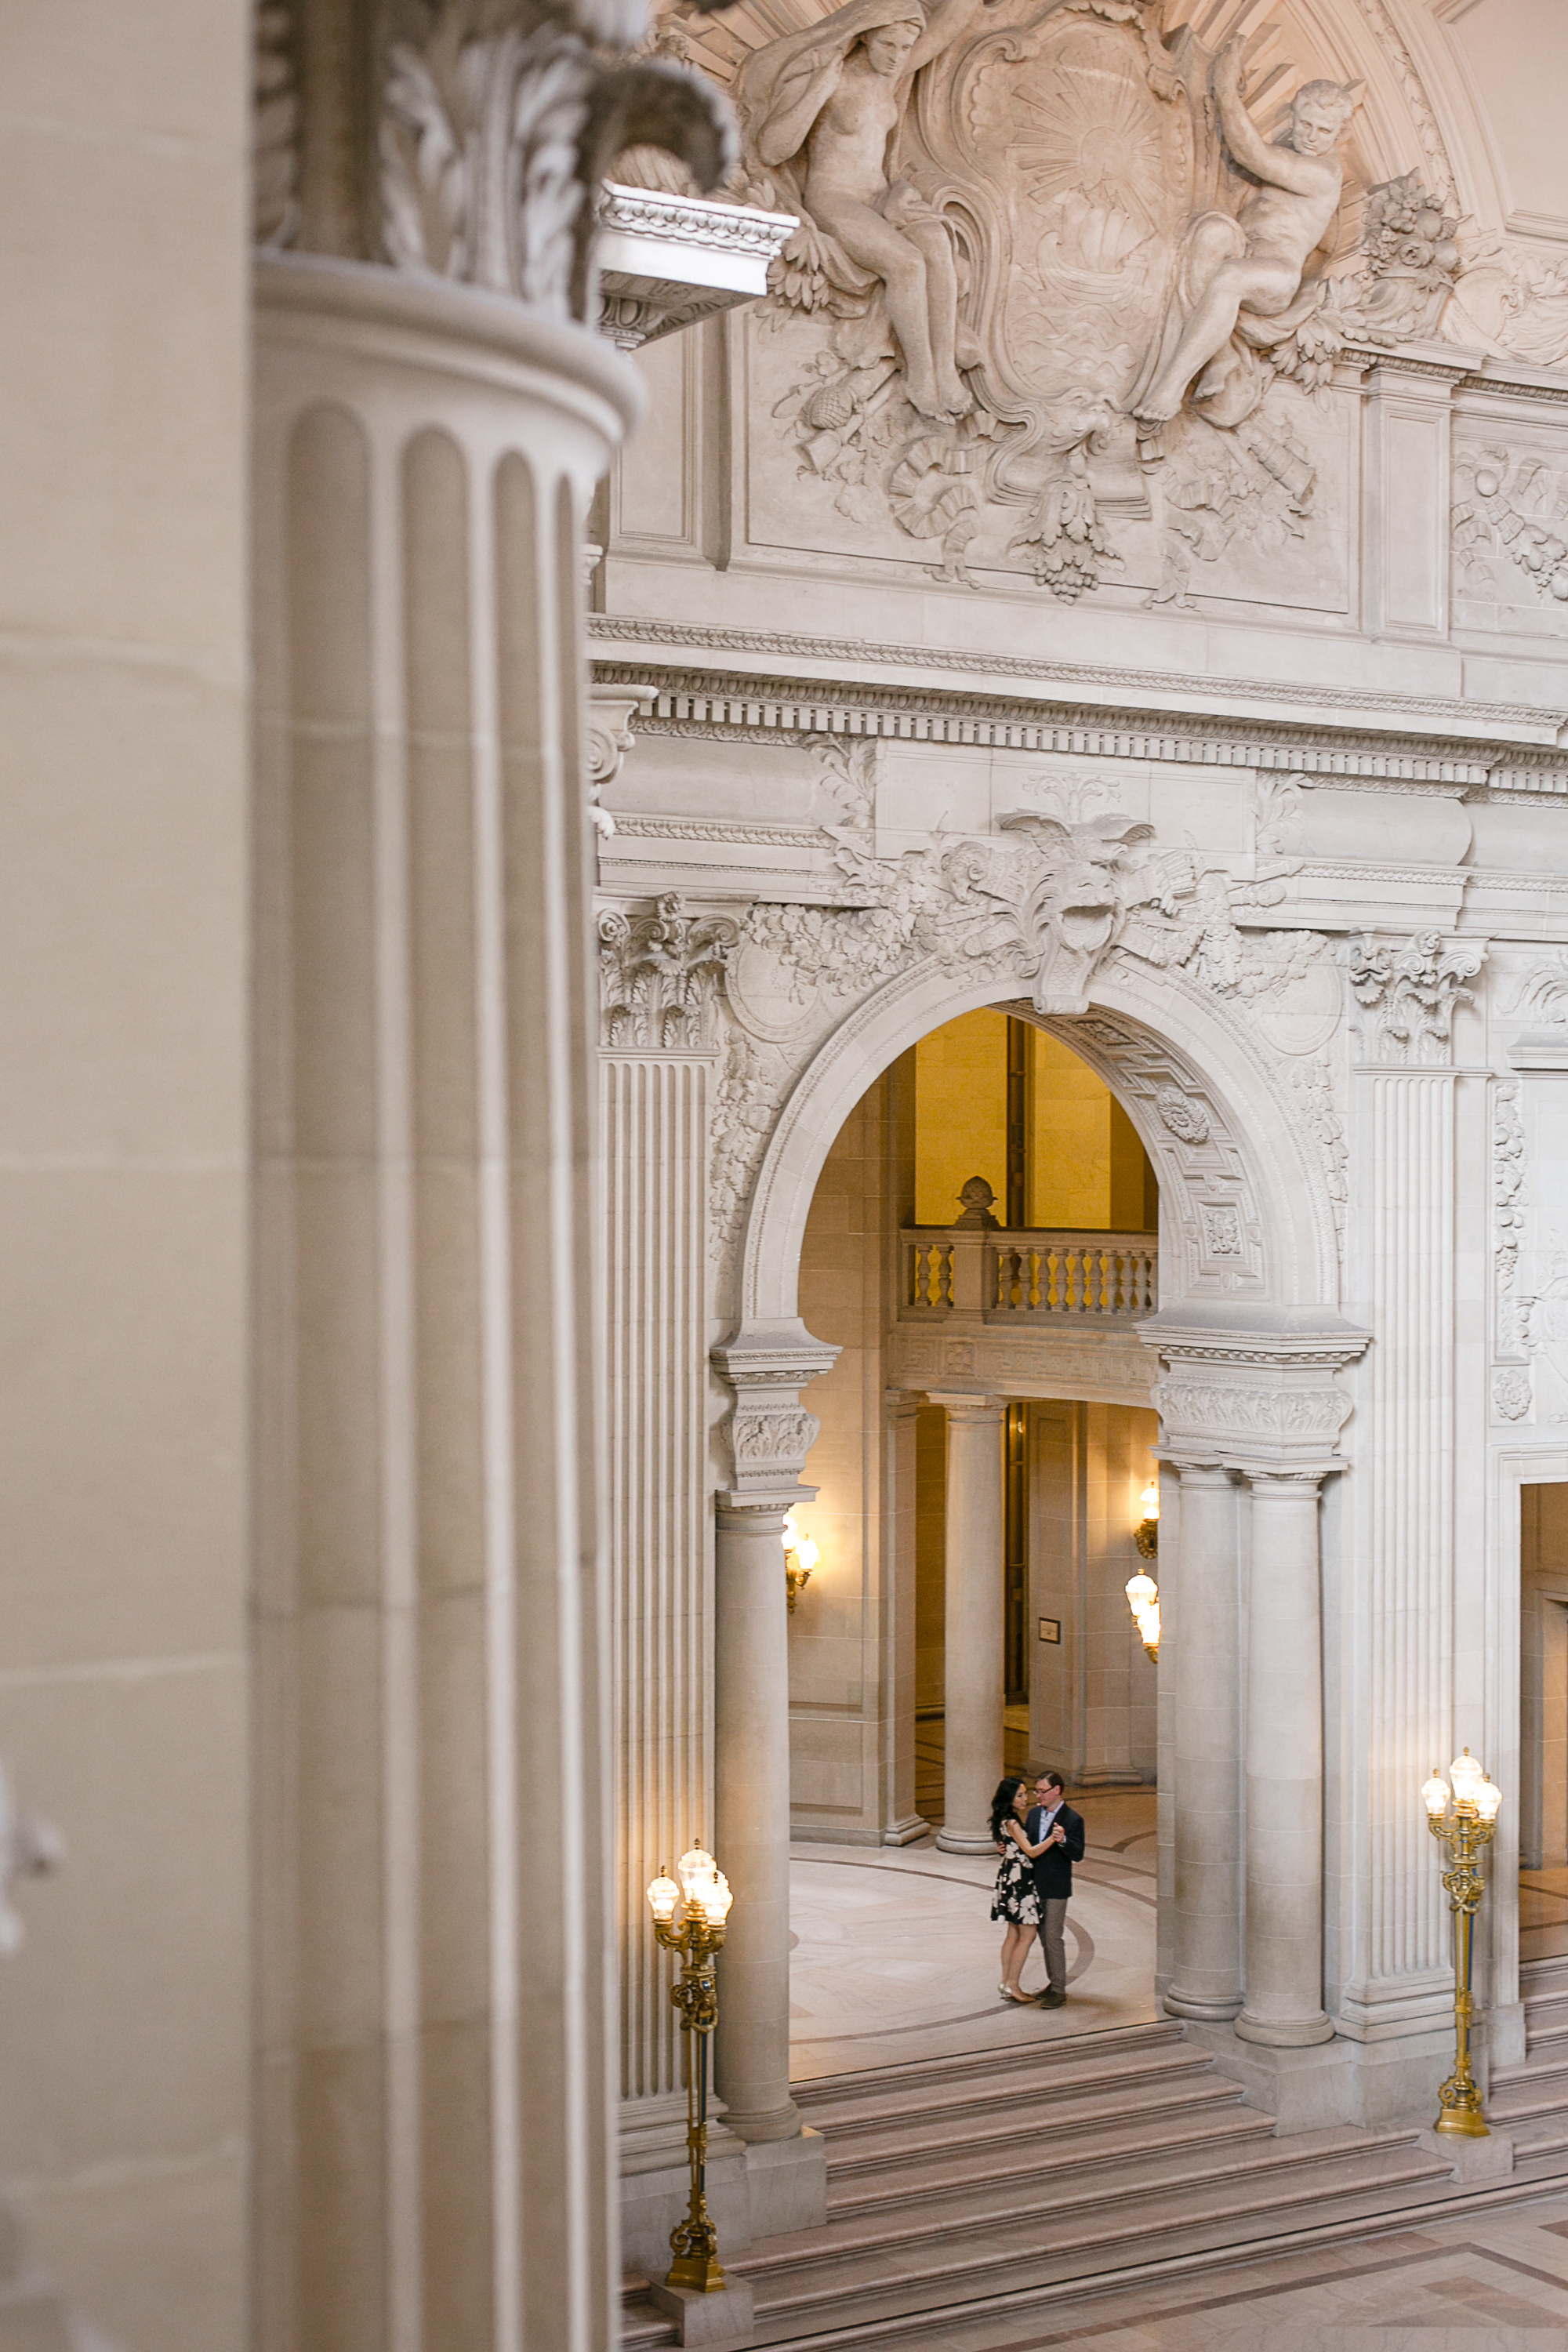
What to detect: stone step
<box><xmin>739</xmin><ymin>2124</ymin><xmax>1441</xmax><ymax>2285</ymax></box>
<box><xmin>824</xmin><ymin>2067</ymin><xmax>1246</xmax><ymax>2180</ymax></box>
<box><xmin>1522</xmin><ymin>1955</ymin><xmax>1568</xmax><ymax>2002</ymax></box>
<box><xmin>797</xmin><ymin>2038</ymin><xmax>1218</xmax><ymax>2142</ymax></box>
<box><xmin>828</xmin><ymin>2099</ymin><xmax>1280</xmax><ymax>2219</ymax></box>
<box><xmin>791</xmin><ymin>2019</ymin><xmax>1186</xmax><ymax>2121</ymax></box>
<box><xmin>736</xmin><ymin>2136</ymin><xmax>1450</xmax><ymax>2343</ymax></box>
<box><xmin>1490</xmin><ymin>2053</ymin><xmax>1568</xmax><ymax>2119</ymax></box>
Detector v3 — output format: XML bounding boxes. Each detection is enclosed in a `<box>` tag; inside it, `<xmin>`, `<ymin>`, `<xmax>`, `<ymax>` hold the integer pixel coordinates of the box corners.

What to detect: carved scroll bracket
<box><xmin>1142</xmin><ymin>1305</ymin><xmax>1370</xmax><ymax>1475</ymax></box>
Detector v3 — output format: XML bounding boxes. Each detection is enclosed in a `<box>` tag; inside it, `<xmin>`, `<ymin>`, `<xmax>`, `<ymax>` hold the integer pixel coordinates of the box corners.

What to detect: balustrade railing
<box><xmin>901</xmin><ymin>1228</ymin><xmax>1157</xmax><ymax>1322</ymax></box>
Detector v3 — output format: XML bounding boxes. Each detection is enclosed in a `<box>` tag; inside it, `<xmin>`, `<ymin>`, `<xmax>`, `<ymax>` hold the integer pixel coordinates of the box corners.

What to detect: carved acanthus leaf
<box><xmin>1348</xmin><ymin>931</ymin><xmax>1486</xmax><ymax>1065</ymax></box>
<box><xmin>599</xmin><ymin>891</ymin><xmax>739</xmax><ymax>1049</ymax></box>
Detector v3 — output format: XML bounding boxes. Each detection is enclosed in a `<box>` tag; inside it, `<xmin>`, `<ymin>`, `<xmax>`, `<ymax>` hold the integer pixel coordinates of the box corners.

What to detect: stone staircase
<box><xmin>622</xmin><ymin>2013</ymin><xmax>1534</xmax><ymax>2348</ymax></box>
<box><xmin>1490</xmin><ymin>1951</ymin><xmax>1568</xmax><ymax>2158</ymax></box>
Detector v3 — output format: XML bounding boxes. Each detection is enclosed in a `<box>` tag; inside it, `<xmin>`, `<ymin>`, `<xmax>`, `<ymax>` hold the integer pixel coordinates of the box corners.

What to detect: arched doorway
<box><xmin>712</xmin><ymin>955</ymin><xmax>1363</xmax><ymax>2157</ymax></box>
<box><xmin>783</xmin><ymin>1007</ymin><xmax>1165</xmax><ymax>2074</ymax></box>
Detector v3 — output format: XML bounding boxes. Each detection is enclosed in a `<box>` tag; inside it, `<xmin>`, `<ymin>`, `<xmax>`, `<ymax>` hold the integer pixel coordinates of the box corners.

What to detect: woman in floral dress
<box><xmin>989</xmin><ymin>1776</ymin><xmax>1039</xmax><ymax>2002</ymax></box>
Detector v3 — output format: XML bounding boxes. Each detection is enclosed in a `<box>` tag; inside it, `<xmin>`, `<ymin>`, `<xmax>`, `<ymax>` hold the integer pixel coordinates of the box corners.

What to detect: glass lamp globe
<box><xmin>647</xmin><ymin>1871</ymin><xmax>680</xmax><ymax>1925</ymax></box>
<box><xmin>1421</xmin><ymin>1770</ymin><xmax>1450</xmax><ymax>1820</ymax></box>
<box><xmin>699</xmin><ymin>1870</ymin><xmax>734</xmax><ymax>1927</ymax></box>
<box><xmin>1126</xmin><ymin>1570</ymin><xmax>1157</xmax><ymax>1611</ymax></box>
<box><xmin>1138</xmin><ymin>1480</ymin><xmax>1160</xmax><ymax>1523</ymax></box>
<box><xmin>1477</xmin><ymin>1777</ymin><xmax>1504</xmax><ymax>1823</ymax></box>
<box><xmin>677</xmin><ymin>1846</ymin><xmax>717</xmax><ymax>1907</ymax></box>
<box><xmin>1449</xmin><ymin>1750</ymin><xmax>1486</xmax><ymax>1806</ymax></box>
<box><xmin>793</xmin><ymin>1531</ymin><xmax>821</xmax><ymax>1578</ymax></box>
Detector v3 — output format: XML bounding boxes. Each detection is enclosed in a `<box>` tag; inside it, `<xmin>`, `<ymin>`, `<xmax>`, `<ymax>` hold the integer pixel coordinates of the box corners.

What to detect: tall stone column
<box><xmin>709</xmin><ymin>1327</ymin><xmax>835</xmax><ymax>2222</ymax></box>
<box><xmin>713</xmin><ymin>1496</ymin><xmax>801</xmax><ymax>2140</ymax></box>
<box><xmin>249</xmin><ymin>14</ymin><xmax>735</xmax><ymax>2347</ymax></box>
<box><xmin>1237</xmin><ymin>1471</ymin><xmax>1334</xmax><ymax>2047</ymax></box>
<box><xmin>1163</xmin><ymin>1460</ymin><xmax>1243</xmax><ymax>2020</ymax></box>
<box><xmin>930</xmin><ymin>1395</ymin><xmax>1007</xmax><ymax>1854</ymax></box>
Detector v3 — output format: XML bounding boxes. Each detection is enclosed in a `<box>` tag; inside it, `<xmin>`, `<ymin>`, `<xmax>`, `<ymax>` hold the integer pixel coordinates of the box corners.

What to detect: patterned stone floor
<box><xmin>927</xmin><ymin>2194</ymin><xmax>1568</xmax><ymax>2348</ymax></box>
<box><xmin>789</xmin><ymin>1789</ymin><xmax>1158</xmax><ymax>2081</ymax></box>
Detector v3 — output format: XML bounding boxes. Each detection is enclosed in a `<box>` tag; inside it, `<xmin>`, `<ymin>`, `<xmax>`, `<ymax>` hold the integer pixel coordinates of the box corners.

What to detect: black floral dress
<box><xmin>990</xmin><ymin>1829</ymin><xmax>1039</xmax><ymax>1926</ymax></box>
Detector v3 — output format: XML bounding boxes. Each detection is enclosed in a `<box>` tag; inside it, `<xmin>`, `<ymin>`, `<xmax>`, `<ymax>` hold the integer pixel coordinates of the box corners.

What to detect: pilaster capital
<box><xmin>1140</xmin><ymin>1305</ymin><xmax>1369</xmax><ymax>1475</ymax></box>
<box><xmin>712</xmin><ymin>1319</ymin><xmax>838</xmax><ymax>1496</ymax></box>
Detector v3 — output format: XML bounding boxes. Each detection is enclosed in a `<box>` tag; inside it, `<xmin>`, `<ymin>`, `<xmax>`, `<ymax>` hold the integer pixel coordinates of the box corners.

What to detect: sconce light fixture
<box><xmin>1125</xmin><ymin>1570</ymin><xmax>1160</xmax><ymax>1663</ymax></box>
<box><xmin>782</xmin><ymin>1513</ymin><xmax>819</xmax><ymax>1613</ymax></box>
<box><xmin>1134</xmin><ymin>1478</ymin><xmax>1160</xmax><ymax>1560</ymax></box>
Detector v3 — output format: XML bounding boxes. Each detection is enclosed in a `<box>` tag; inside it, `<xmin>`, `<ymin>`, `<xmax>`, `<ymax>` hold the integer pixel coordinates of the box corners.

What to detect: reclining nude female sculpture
<box><xmin>1131</xmin><ymin>38</ymin><xmax>1359</xmax><ymax>431</ymax></box>
<box><xmin>739</xmin><ymin>0</ymin><xmax>995</xmax><ymax>420</ymax></box>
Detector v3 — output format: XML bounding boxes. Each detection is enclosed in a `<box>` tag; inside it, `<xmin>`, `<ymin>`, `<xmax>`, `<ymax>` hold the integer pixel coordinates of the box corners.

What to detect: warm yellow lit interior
<box><xmin>913</xmin><ymin>1010</ymin><xmax>1155</xmax><ymax>1229</ymax></box>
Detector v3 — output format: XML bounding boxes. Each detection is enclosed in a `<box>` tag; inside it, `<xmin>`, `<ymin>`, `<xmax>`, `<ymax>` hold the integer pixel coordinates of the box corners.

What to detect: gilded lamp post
<box><xmin>1422</xmin><ymin>1750</ymin><xmax>1504</xmax><ymax>2137</ymax></box>
<box><xmin>647</xmin><ymin>1847</ymin><xmax>735</xmax><ymax>2292</ymax></box>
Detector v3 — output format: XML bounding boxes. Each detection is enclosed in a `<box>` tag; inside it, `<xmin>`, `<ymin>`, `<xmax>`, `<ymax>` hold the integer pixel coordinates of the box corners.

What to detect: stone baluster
<box><xmin>929</xmin><ymin>1394</ymin><xmax>1008</xmax><ymax>1853</ymax></box>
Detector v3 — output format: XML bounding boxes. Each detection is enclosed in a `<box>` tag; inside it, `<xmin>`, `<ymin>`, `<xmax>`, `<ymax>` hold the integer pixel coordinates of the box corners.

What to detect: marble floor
<box><xmin>924</xmin><ymin>2193</ymin><xmax>1568</xmax><ymax>2348</ymax></box>
<box><xmin>789</xmin><ymin>1788</ymin><xmax>1158</xmax><ymax>2081</ymax></box>
<box><xmin>1522</xmin><ymin>1866</ymin><xmax>1568</xmax><ymax>1962</ymax></box>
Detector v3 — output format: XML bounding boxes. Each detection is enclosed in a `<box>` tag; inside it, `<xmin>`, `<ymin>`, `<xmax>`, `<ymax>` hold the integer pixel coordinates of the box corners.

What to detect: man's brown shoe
<box><xmin>1037</xmin><ymin>1988</ymin><xmax>1066</xmax><ymax>2009</ymax></box>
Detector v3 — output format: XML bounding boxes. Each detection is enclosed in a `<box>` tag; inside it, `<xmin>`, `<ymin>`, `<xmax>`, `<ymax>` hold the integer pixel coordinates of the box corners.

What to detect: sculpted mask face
<box><xmin>863</xmin><ymin>22</ymin><xmax>919</xmax><ymax>74</ymax></box>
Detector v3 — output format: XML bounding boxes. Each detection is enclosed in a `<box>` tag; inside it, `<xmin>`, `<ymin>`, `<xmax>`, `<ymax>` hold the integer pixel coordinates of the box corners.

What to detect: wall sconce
<box><xmin>1134</xmin><ymin>1478</ymin><xmax>1160</xmax><ymax>1559</ymax></box>
<box><xmin>782</xmin><ymin>1513</ymin><xmax>819</xmax><ymax>1613</ymax></box>
<box><xmin>1125</xmin><ymin>1570</ymin><xmax>1160</xmax><ymax>1662</ymax></box>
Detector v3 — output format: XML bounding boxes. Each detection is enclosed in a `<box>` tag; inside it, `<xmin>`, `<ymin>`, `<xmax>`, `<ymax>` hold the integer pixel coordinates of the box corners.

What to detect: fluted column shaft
<box><xmin>1165</xmin><ymin>1461</ymin><xmax>1243</xmax><ymax>2020</ymax></box>
<box><xmin>932</xmin><ymin>1396</ymin><xmax>1007</xmax><ymax>1854</ymax></box>
<box><xmin>1237</xmin><ymin>1471</ymin><xmax>1333</xmax><ymax>2045</ymax></box>
<box><xmin>713</xmin><ymin>1499</ymin><xmax>804</xmax><ymax>2141</ymax></box>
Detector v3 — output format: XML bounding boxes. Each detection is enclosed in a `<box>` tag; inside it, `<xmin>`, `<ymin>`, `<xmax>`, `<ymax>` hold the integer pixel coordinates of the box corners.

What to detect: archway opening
<box><xmin>1521</xmin><ymin>1483</ymin><xmax>1568</xmax><ymax>1964</ymax></box>
<box><xmin>784</xmin><ymin>1007</ymin><xmax>1163</xmax><ymax>2077</ymax></box>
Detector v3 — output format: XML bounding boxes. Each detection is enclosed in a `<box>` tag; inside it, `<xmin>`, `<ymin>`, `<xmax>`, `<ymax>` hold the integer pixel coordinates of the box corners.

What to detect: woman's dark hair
<box><xmin>989</xmin><ymin>1776</ymin><xmax>1026</xmax><ymax>1843</ymax></box>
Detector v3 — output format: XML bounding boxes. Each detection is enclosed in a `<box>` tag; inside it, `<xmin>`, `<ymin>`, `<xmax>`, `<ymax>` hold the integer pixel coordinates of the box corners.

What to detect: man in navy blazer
<box><xmin>1025</xmin><ymin>1769</ymin><xmax>1085</xmax><ymax>2009</ymax></box>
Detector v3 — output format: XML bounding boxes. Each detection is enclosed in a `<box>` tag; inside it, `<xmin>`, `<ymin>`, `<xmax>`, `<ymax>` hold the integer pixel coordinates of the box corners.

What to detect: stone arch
<box><xmin>737</xmin><ymin>951</ymin><xmax>1341</xmax><ymax>1339</ymax></box>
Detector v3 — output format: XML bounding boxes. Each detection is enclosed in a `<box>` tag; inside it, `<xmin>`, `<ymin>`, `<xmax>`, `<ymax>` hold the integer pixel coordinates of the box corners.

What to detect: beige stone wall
<box><xmin>0</xmin><ymin>5</ymin><xmax>252</xmax><ymax>2347</ymax></box>
<box><xmin>1029</xmin><ymin>1403</ymin><xmax>1160</xmax><ymax>1789</ymax></box>
<box><xmin>790</xmin><ymin>1069</ymin><xmax>919</xmax><ymax>1842</ymax></box>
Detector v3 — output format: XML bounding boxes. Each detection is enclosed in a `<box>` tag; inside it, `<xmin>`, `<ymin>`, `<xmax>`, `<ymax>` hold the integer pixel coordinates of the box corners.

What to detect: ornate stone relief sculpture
<box><xmin>1492</xmin><ymin>1080</ymin><xmax>1531</xmax><ymax>1420</ymax></box>
<box><xmin>1348</xmin><ymin>931</ymin><xmax>1485</xmax><ymax>1065</ymax></box>
<box><xmin>714</xmin><ymin>0</ymin><xmax>1432</xmax><ymax>599</ymax></box>
<box><xmin>684</xmin><ymin>804</ymin><xmax>1342</xmax><ymax>1288</ymax></box>
<box><xmin>1454</xmin><ymin>446</ymin><xmax>1568</xmax><ymax>612</ymax></box>
<box><xmin>599</xmin><ymin>891</ymin><xmax>739</xmax><ymax>1047</ymax></box>
<box><xmin>253</xmin><ymin>0</ymin><xmax>741</xmax><ymax>325</ymax></box>
<box><xmin>1329</xmin><ymin>172</ymin><xmax>1463</xmax><ymax>346</ymax></box>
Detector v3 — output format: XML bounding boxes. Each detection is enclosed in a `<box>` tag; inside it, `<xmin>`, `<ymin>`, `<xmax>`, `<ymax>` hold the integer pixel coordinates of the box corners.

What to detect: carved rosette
<box><xmin>1142</xmin><ymin>1311</ymin><xmax>1369</xmax><ymax>1475</ymax></box>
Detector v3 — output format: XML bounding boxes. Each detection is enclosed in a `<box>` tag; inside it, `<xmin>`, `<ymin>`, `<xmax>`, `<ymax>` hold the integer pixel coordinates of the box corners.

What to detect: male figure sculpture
<box><xmin>1131</xmin><ymin>39</ymin><xmax>1359</xmax><ymax>430</ymax></box>
<box><xmin>740</xmin><ymin>0</ymin><xmax>994</xmax><ymax>419</ymax></box>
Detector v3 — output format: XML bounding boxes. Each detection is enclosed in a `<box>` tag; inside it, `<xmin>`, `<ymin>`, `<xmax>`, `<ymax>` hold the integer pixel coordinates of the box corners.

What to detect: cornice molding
<box><xmin>591</xmin><ymin>645</ymin><xmax>1568</xmax><ymax>790</ymax></box>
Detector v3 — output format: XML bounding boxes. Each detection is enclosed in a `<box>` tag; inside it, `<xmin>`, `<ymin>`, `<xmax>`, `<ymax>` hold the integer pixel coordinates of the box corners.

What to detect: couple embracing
<box><xmin>989</xmin><ymin>1770</ymin><xmax>1085</xmax><ymax>2010</ymax></box>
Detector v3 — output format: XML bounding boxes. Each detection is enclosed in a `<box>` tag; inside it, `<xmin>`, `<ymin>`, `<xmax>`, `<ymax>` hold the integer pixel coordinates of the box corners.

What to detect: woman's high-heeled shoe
<box><xmin>1001</xmin><ymin>1985</ymin><xmax>1032</xmax><ymax>2003</ymax></box>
